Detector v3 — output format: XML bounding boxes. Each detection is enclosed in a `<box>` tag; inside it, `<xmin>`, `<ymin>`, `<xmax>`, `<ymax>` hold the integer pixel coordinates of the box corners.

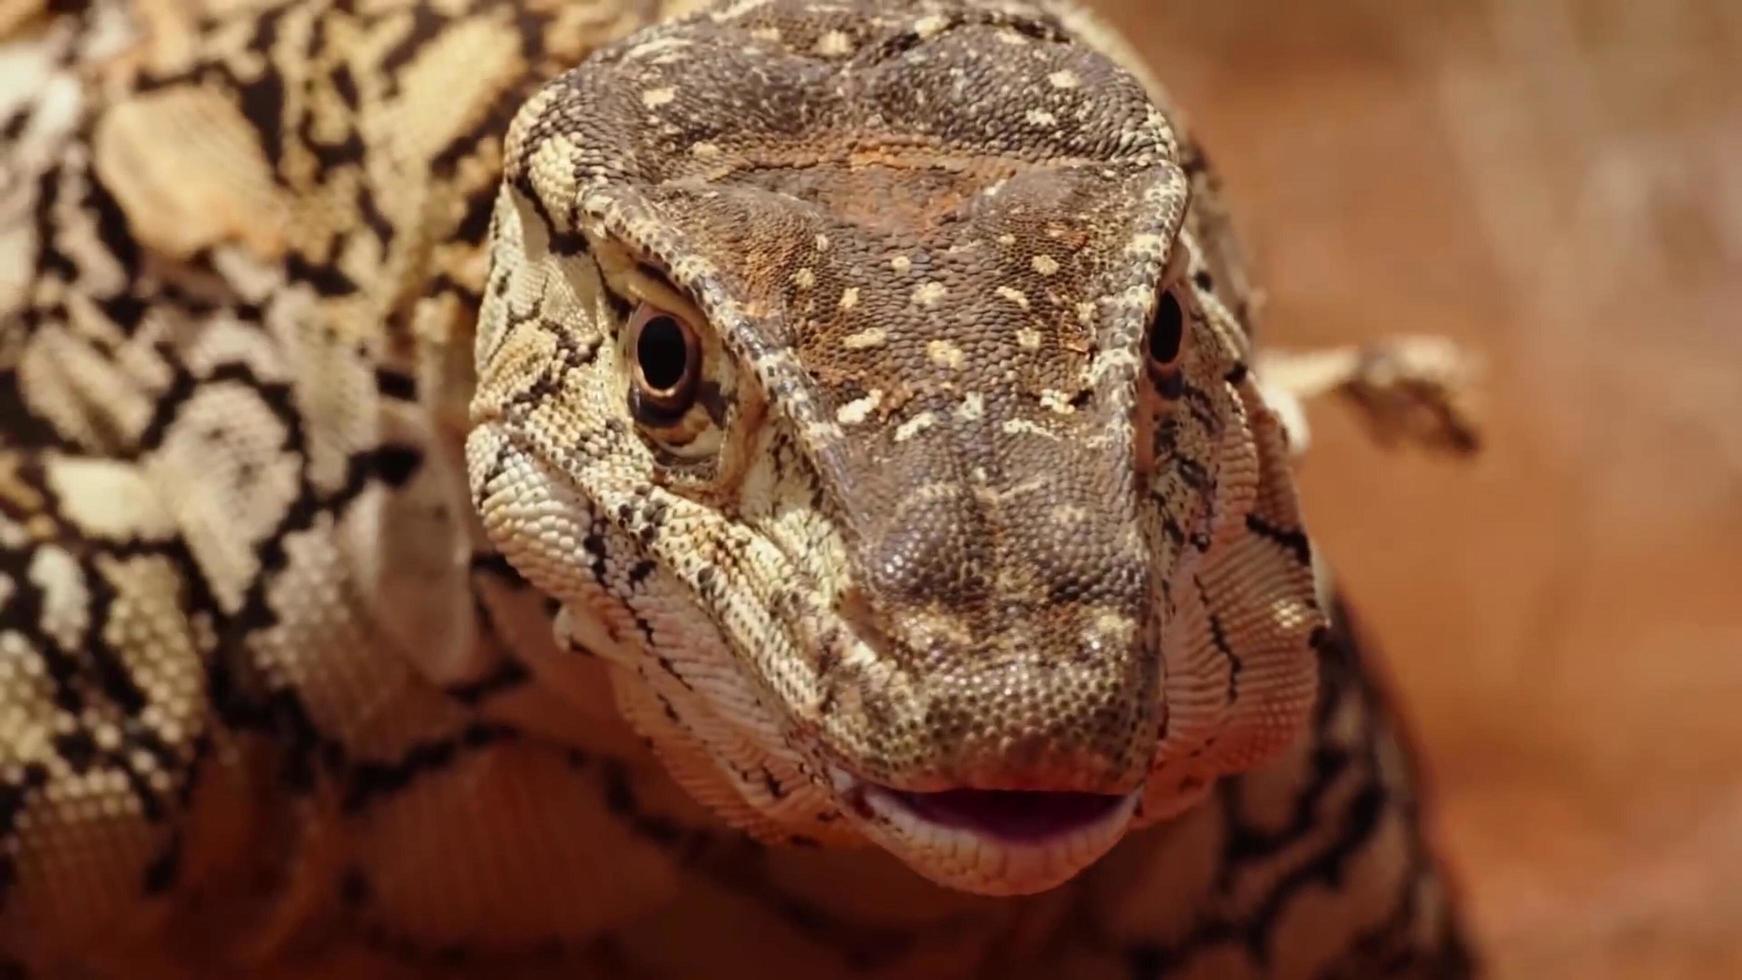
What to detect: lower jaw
<box><xmin>834</xmin><ymin>774</ymin><xmax>1143</xmax><ymax>896</ymax></box>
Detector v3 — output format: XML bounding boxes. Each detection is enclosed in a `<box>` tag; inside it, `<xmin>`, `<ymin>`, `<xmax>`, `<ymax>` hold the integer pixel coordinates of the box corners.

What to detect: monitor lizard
<box><xmin>0</xmin><ymin>0</ymin><xmax>1479</xmax><ymax>975</ymax></box>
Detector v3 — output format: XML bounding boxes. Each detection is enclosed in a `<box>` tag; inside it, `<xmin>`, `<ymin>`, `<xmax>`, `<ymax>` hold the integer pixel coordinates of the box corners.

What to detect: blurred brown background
<box><xmin>1085</xmin><ymin>1</ymin><xmax>1742</xmax><ymax>977</ymax></box>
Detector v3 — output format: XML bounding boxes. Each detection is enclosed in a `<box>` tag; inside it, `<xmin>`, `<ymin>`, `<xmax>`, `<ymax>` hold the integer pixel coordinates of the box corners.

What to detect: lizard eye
<box><xmin>1147</xmin><ymin>288</ymin><xmax>1186</xmax><ymax>373</ymax></box>
<box><xmin>630</xmin><ymin>302</ymin><xmax>701</xmax><ymax>421</ymax></box>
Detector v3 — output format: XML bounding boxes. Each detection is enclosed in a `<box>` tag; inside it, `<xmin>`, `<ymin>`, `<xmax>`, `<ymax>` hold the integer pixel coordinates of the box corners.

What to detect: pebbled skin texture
<box><xmin>0</xmin><ymin>0</ymin><xmax>1475</xmax><ymax>975</ymax></box>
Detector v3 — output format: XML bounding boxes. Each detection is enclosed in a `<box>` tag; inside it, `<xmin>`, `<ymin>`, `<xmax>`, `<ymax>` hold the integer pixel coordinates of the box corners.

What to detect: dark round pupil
<box><xmin>1149</xmin><ymin>291</ymin><xmax>1184</xmax><ymax>365</ymax></box>
<box><xmin>637</xmin><ymin>315</ymin><xmax>689</xmax><ymax>391</ymax></box>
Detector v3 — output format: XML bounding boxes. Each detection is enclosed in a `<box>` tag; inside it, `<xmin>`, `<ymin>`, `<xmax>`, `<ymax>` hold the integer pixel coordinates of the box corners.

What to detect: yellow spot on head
<box><xmin>957</xmin><ymin>392</ymin><xmax>985</xmax><ymax>420</ymax></box>
<box><xmin>1032</xmin><ymin>254</ymin><xmax>1060</xmax><ymax>276</ymax></box>
<box><xmin>1091</xmin><ymin>610</ymin><xmax>1138</xmax><ymax>645</ymax></box>
<box><xmin>1040</xmin><ymin>389</ymin><xmax>1076</xmax><ymax>415</ymax></box>
<box><xmin>926</xmin><ymin>339</ymin><xmax>964</xmax><ymax>370</ymax></box>
<box><xmin>815</xmin><ymin>30</ymin><xmax>853</xmax><ymax>56</ymax></box>
<box><xmin>912</xmin><ymin>281</ymin><xmax>947</xmax><ymax>307</ymax></box>
<box><xmin>995</xmin><ymin>286</ymin><xmax>1030</xmax><ymax>310</ymax></box>
<box><xmin>894</xmin><ymin>411</ymin><xmax>937</xmax><ymax>443</ymax></box>
<box><xmin>836</xmin><ymin>390</ymin><xmax>883</xmax><ymax>425</ymax></box>
<box><xmin>1049</xmin><ymin>70</ymin><xmax>1080</xmax><ymax>89</ymax></box>
<box><xmin>890</xmin><ymin>255</ymin><xmax>912</xmax><ymax>274</ymax></box>
<box><xmin>1016</xmin><ymin>328</ymin><xmax>1043</xmax><ymax>350</ymax></box>
<box><xmin>842</xmin><ymin>326</ymin><xmax>885</xmax><ymax>349</ymax></box>
<box><xmin>1001</xmin><ymin>417</ymin><xmax>1056</xmax><ymax>439</ymax></box>
<box><xmin>1025</xmin><ymin>108</ymin><xmax>1057</xmax><ymax>127</ymax></box>
<box><xmin>838</xmin><ymin>286</ymin><xmax>860</xmax><ymax>311</ymax></box>
<box><xmin>794</xmin><ymin>268</ymin><xmax>815</xmax><ymax>290</ymax></box>
<box><xmin>642</xmin><ymin>87</ymin><xmax>676</xmax><ymax>108</ymax></box>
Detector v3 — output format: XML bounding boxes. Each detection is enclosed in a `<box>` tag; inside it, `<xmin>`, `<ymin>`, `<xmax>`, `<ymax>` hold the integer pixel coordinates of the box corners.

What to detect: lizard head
<box><xmin>469</xmin><ymin>0</ymin><xmax>1322</xmax><ymax>896</ymax></box>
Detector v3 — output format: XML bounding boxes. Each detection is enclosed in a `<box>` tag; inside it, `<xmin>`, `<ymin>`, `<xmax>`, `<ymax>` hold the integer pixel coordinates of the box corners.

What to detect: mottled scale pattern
<box><xmin>0</xmin><ymin>0</ymin><xmax>1474</xmax><ymax>976</ymax></box>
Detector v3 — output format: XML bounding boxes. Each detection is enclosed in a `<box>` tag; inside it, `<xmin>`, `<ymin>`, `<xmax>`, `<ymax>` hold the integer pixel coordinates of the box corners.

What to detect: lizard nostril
<box><xmin>857</xmin><ymin>482</ymin><xmax>990</xmax><ymax>605</ymax></box>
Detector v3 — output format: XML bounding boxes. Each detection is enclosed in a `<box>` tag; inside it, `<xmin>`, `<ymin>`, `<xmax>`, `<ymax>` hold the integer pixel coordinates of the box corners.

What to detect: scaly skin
<box><xmin>0</xmin><ymin>0</ymin><xmax>1475</xmax><ymax>975</ymax></box>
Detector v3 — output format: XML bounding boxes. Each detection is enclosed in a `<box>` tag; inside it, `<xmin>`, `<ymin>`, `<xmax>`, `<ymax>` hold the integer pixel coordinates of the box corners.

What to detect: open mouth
<box><xmin>870</xmin><ymin>786</ymin><xmax>1134</xmax><ymax>842</ymax></box>
<box><xmin>830</xmin><ymin>767</ymin><xmax>1141</xmax><ymax>894</ymax></box>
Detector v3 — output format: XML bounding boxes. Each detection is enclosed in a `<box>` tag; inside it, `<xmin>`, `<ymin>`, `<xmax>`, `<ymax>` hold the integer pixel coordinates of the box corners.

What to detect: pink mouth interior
<box><xmin>882</xmin><ymin>787</ymin><xmax>1129</xmax><ymax>843</ymax></box>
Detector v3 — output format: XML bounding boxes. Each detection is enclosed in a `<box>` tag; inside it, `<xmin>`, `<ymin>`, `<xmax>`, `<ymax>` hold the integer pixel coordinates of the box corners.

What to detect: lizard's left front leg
<box><xmin>1257</xmin><ymin>337</ymin><xmax>1482</xmax><ymax>457</ymax></box>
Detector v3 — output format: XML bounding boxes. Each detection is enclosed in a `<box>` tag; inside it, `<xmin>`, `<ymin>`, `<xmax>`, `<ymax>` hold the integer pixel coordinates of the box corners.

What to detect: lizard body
<box><xmin>0</xmin><ymin>0</ymin><xmax>1475</xmax><ymax>976</ymax></box>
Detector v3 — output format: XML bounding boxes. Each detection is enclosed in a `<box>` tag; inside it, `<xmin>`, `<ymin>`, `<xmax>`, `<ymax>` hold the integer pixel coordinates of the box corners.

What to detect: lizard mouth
<box><xmin>870</xmin><ymin>786</ymin><xmax>1133</xmax><ymax>842</ymax></box>
<box><xmin>829</xmin><ymin>767</ymin><xmax>1141</xmax><ymax>895</ymax></box>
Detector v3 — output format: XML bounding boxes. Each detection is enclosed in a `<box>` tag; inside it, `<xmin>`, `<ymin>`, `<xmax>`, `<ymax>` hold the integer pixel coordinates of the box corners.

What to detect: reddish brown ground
<box><xmin>1088</xmin><ymin>1</ymin><xmax>1742</xmax><ymax>976</ymax></box>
